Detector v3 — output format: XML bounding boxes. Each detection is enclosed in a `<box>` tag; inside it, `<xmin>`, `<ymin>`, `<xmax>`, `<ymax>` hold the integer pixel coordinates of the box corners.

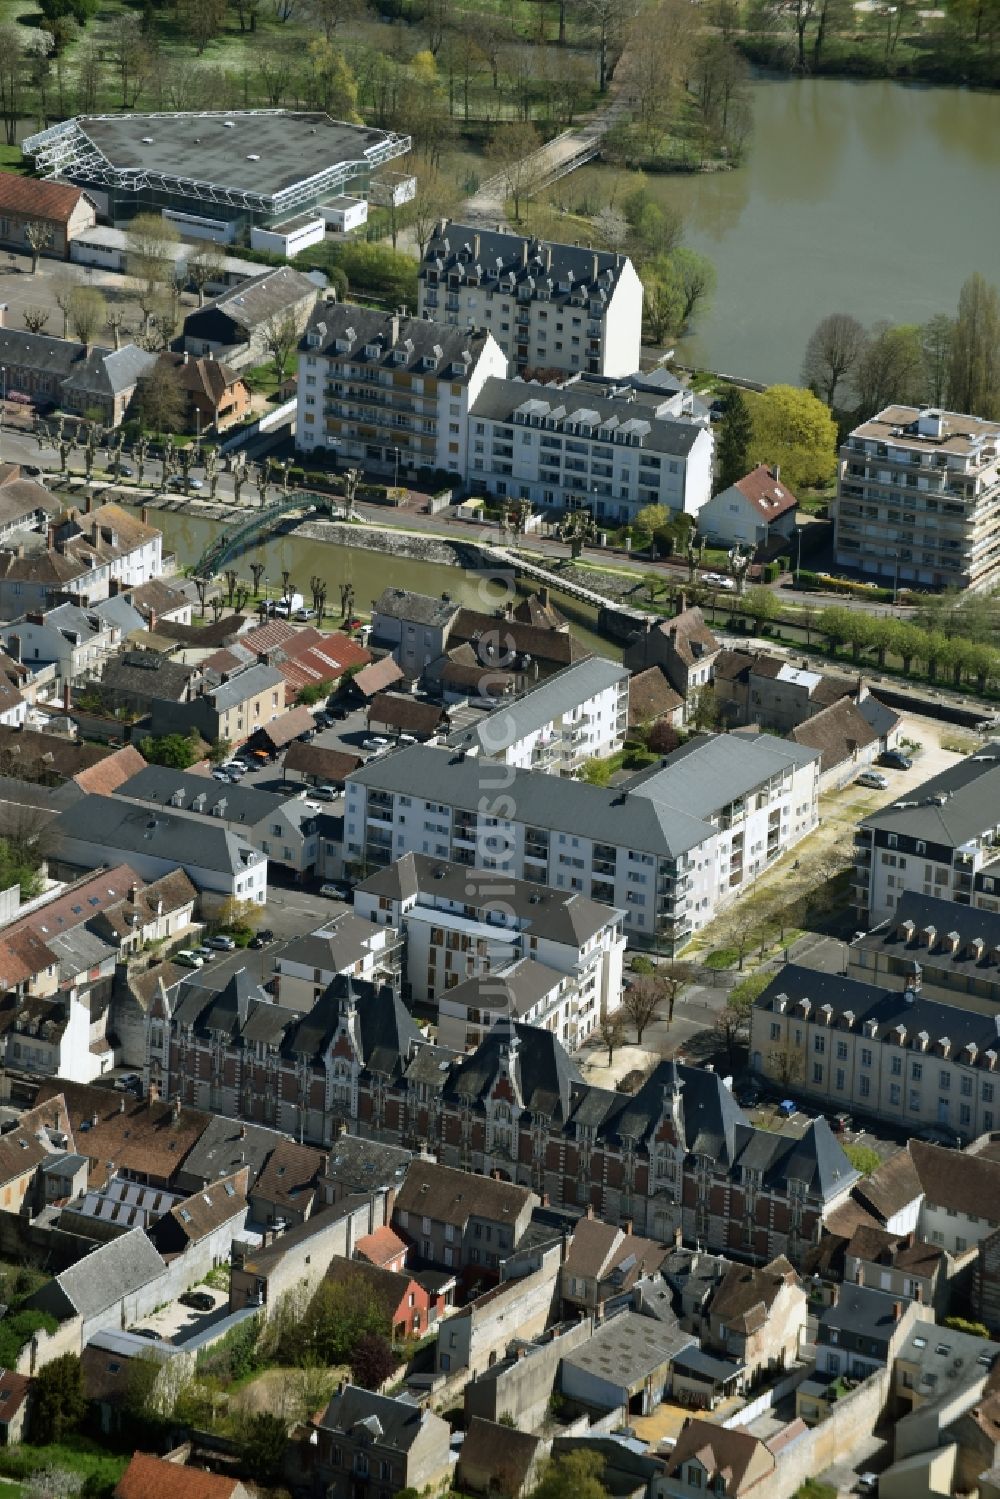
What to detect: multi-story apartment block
<box><xmin>435</xmin><ymin>959</ymin><xmax>584</xmax><ymax>1052</ymax></box>
<box><xmin>295</xmin><ymin>302</ymin><xmax>506</xmax><ymax>480</ymax></box>
<box><xmin>834</xmin><ymin>405</ymin><xmax>1000</xmax><ymax>592</ymax></box>
<box><xmin>418</xmin><ymin>222</ymin><xmax>643</xmax><ymax>379</ymax></box>
<box><xmin>344</xmin><ymin>735</ymin><xmax>819</xmax><ymax>951</ymax></box>
<box><xmin>446</xmin><ymin>657</ymin><xmax>629</xmax><ymax>771</ymax></box>
<box><xmin>466</xmin><ymin>376</ymin><xmax>713</xmax><ymax>523</ymax></box>
<box><xmin>146</xmin><ymin>971</ymin><xmax>858</xmax><ymax>1265</ymax></box>
<box><xmin>353</xmin><ymin>851</ymin><xmax>625</xmax><ymax>1021</ymax></box>
<box><xmin>853</xmin><ymin>742</ymin><xmax>1000</xmax><ymax>925</ymax></box>
<box><xmin>847</xmin><ymin>891</ymin><xmax>1000</xmax><ymax>1009</ymax></box>
<box><xmin>750</xmin><ymin>963</ymin><xmax>1000</xmax><ymax>1142</ymax></box>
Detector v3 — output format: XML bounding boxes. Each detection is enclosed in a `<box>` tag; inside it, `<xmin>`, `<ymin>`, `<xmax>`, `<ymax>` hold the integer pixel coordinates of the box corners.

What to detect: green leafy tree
<box><xmin>297</xmin><ymin>680</ymin><xmax>334</xmax><ymax>706</ymax></box>
<box><xmin>141</xmin><ymin>732</ymin><xmax>200</xmax><ymax>769</ymax></box>
<box><xmin>530</xmin><ymin>1449</ymin><xmax>608</xmax><ymax>1499</ymax></box>
<box><xmin>746</xmin><ymin>384</ymin><xmax>838</xmax><ymax>491</ymax></box>
<box><xmin>844</xmin><ymin>1142</ymin><xmax>881</xmax><ymax>1176</ymax></box>
<box><xmin>715</xmin><ymin>386</ymin><xmax>754</xmax><ymax>493</ymax></box>
<box><xmin>240</xmin><ymin>1411</ymin><xmax>289</xmax><ymax>1481</ymax></box>
<box><xmin>30</xmin><ymin>1353</ymin><xmax>86</xmax><ymax>1444</ymax></box>
<box><xmin>742</xmin><ymin>586</ymin><xmax>779</xmax><ymax>633</ymax></box>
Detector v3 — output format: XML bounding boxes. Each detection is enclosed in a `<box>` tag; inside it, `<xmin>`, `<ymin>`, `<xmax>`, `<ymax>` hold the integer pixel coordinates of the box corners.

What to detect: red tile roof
<box><xmin>733</xmin><ymin>464</ymin><xmax>798</xmax><ymax>523</ymax></box>
<box><xmin>0</xmin><ymin>172</ymin><xmax>88</xmax><ymax>224</ymax></box>
<box><xmin>115</xmin><ymin>1452</ymin><xmax>245</xmax><ymax>1499</ymax></box>
<box><xmin>73</xmin><ymin>744</ymin><xmax>148</xmax><ymax>795</ymax></box>
<box><xmin>355</xmin><ymin>1225</ymin><xmax>408</xmax><ymax>1267</ymax></box>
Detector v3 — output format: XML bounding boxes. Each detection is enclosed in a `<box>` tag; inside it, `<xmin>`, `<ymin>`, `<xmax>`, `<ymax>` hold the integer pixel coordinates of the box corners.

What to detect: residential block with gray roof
<box><xmin>446</xmin><ymin>655</ymin><xmax>629</xmax><ymax>772</ymax></box>
<box><xmin>55</xmin><ymin>793</ymin><xmax>267</xmax><ymax>911</ymax></box>
<box><xmin>114</xmin><ymin>763</ymin><xmax>320</xmax><ymax>877</ymax></box>
<box><xmin>295</xmin><ymin>300</ymin><xmax>507</xmax><ymax>479</ymax></box>
<box><xmin>353</xmin><ymin>849</ymin><xmax>625</xmax><ymax>1022</ymax></box>
<box><xmin>467</xmin><ymin>373</ymin><xmax>713</xmax><ymax>523</ymax></box>
<box><xmin>418</xmin><ymin>221</ymin><xmax>643</xmax><ymax>379</ymax></box>
<box><xmin>853</xmin><ymin>741</ymin><xmax>1000</xmax><ymax>924</ymax></box>
<box><xmin>751</xmin><ymin>960</ymin><xmax>1000</xmax><ymax>1143</ymax></box>
<box><xmin>344</xmin><ymin>733</ymin><xmax>819</xmax><ymax>951</ymax></box>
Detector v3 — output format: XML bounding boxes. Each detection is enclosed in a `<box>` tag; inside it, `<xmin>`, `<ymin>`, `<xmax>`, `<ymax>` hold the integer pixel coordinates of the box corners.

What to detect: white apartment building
<box><xmin>853</xmin><ymin>742</ymin><xmax>1000</xmax><ymax>926</ymax></box>
<box><xmin>418</xmin><ymin>222</ymin><xmax>643</xmax><ymax>379</ymax></box>
<box><xmin>446</xmin><ymin>657</ymin><xmax>629</xmax><ymax>772</ymax></box>
<box><xmin>467</xmin><ymin>377</ymin><xmax>713</xmax><ymax>523</ymax></box>
<box><xmin>437</xmin><ymin>958</ymin><xmax>589</xmax><ymax>1053</ymax></box>
<box><xmin>295</xmin><ymin>302</ymin><xmax>506</xmax><ymax>480</ymax></box>
<box><xmin>345</xmin><ymin>735</ymin><xmax>820</xmax><ymax>951</ymax></box>
<box><xmin>834</xmin><ymin>405</ymin><xmax>1000</xmax><ymax>592</ymax></box>
<box><xmin>353</xmin><ymin>851</ymin><xmax>625</xmax><ymax>1021</ymax></box>
<box><xmin>751</xmin><ymin>964</ymin><xmax>1000</xmax><ymax>1143</ymax></box>
<box><xmin>272</xmin><ymin>911</ymin><xmax>401</xmax><ymax>1009</ymax></box>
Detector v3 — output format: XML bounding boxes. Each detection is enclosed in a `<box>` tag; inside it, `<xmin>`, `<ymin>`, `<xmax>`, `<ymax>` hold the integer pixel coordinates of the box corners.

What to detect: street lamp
<box><xmin>0</xmin><ymin>366</ymin><xmax>6</xmax><ymax>457</ymax></box>
<box><xmin>795</xmin><ymin>525</ymin><xmax>803</xmax><ymax>585</ymax></box>
<box><xmin>392</xmin><ymin>446</ymin><xmax>400</xmax><ymax>489</ymax></box>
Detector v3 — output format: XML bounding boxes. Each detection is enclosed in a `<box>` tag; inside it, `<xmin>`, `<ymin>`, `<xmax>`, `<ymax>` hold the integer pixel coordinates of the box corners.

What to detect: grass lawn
<box><xmin>0</xmin><ymin>1439</ymin><xmax>128</xmax><ymax>1493</ymax></box>
<box><xmin>703</xmin><ymin>947</ymin><xmax>739</xmax><ymax>970</ymax></box>
<box><xmin>0</xmin><ymin>1481</ymin><xmax>21</xmax><ymax>1497</ymax></box>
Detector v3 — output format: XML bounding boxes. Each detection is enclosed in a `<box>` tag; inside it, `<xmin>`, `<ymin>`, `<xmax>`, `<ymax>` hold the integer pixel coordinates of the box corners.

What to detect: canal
<box><xmin>137</xmin><ymin>505</ymin><xmax>621</xmax><ymax>661</ymax></box>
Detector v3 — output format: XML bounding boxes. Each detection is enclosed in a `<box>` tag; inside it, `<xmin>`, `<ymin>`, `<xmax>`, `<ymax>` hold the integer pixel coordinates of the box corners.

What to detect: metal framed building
<box><xmin>23</xmin><ymin>110</ymin><xmax>410</xmax><ymax>243</ymax></box>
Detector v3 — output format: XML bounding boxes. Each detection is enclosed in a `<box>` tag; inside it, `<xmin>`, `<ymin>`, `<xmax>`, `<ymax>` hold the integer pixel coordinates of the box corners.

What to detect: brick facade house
<box><xmin>144</xmin><ymin>975</ymin><xmax>858</xmax><ymax>1266</ymax></box>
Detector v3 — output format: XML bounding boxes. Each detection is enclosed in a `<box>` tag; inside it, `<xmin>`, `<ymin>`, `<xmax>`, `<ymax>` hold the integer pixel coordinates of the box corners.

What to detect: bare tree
<box><xmin>260</xmin><ymin>311</ymin><xmax>300</xmax><ymax>383</ymax></box>
<box><xmin>23</xmin><ymin>306</ymin><xmax>49</xmax><ymax>333</ymax></box>
<box><xmin>658</xmin><ymin>961</ymin><xmax>697</xmax><ymax>1027</ymax></box>
<box><xmin>600</xmin><ymin>1012</ymin><xmax>626</xmax><ymax>1066</ymax></box>
<box><xmin>67</xmin><ymin>285</ymin><xmax>106</xmax><ymax>346</ymax></box>
<box><xmin>187</xmin><ymin>242</ymin><xmax>226</xmax><ymax>307</ymax></box>
<box><xmin>769</xmin><ymin>1040</ymin><xmax>804</xmax><ymax>1089</ymax></box>
<box><xmin>620</xmin><ymin>979</ymin><xmax>661</xmax><ymax>1044</ymax></box>
<box><xmin>801</xmin><ymin>312</ymin><xmax>867</xmax><ymax>408</ymax></box>
<box><xmin>485</xmin><ymin>122</ymin><xmax>544</xmax><ymax>223</ymax></box>
<box><xmin>126</xmin><ymin>213</ymin><xmax>181</xmax><ymax>328</ymax></box>
<box><xmin>52</xmin><ymin>272</ymin><xmax>77</xmax><ymax>339</ymax></box>
<box><xmin>24</xmin><ymin>220</ymin><xmax>52</xmax><ymax>274</ymax></box>
<box><xmin>105</xmin><ymin>306</ymin><xmax>126</xmax><ymax>350</ymax></box>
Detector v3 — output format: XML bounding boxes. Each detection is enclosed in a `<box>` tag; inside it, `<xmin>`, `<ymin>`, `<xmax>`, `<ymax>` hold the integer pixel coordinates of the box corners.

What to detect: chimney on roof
<box><xmin>7</xmin><ymin>634</ymin><xmax>19</xmax><ymax>663</ymax></box>
<box><xmin>623</xmin><ymin>1217</ymin><xmax>632</xmax><ymax>1236</ymax></box>
<box><xmin>119</xmin><ymin>1097</ymin><xmax>126</xmax><ymax>1114</ymax></box>
<box><xmin>84</xmin><ymin>494</ymin><xmax>93</xmax><ymax>515</ymax></box>
<box><xmin>239</xmin><ymin>1123</ymin><xmax>246</xmax><ymax>1140</ymax></box>
<box><xmin>129</xmin><ymin>882</ymin><xmax>140</xmax><ymax>905</ymax></box>
<box><xmin>183</xmin><ymin>351</ymin><xmax>190</xmax><ymax>365</ymax></box>
<box><xmin>148</xmin><ymin>1080</ymin><xmax>159</xmax><ymax>1104</ymax></box>
<box><xmin>771</xmin><ymin>465</ymin><xmax>781</xmax><ymax>482</ymax></box>
<box><xmin>47</xmin><ymin>522</ymin><xmax>58</xmax><ymax>550</ymax></box>
<box><xmin>63</xmin><ymin>682</ymin><xmax>71</xmax><ymax>713</ymax></box>
<box><xmin>172</xmin><ymin>1096</ymin><xmax>181</xmax><ymax>1121</ymax></box>
<box><xmin>141</xmin><ymin>508</ymin><xmax>148</xmax><ymax>525</ymax></box>
<box><xmin>674</xmin><ymin>1227</ymin><xmax>682</xmax><ymax>1250</ymax></box>
<box><xmin>586</xmin><ymin>1203</ymin><xmax>594</xmax><ymax>1220</ymax></box>
<box><xmin>148</xmin><ymin>609</ymin><xmax>157</xmax><ymax>634</ymax></box>
<box><xmin>830</xmin><ymin>1284</ymin><xmax>839</xmax><ymax>1305</ymax></box>
<box><xmin>90</xmin><ymin>1113</ymin><xmax>98</xmax><ymax>1128</ymax></box>
<box><xmin>892</xmin><ymin>1300</ymin><xmax>902</xmax><ymax>1320</ymax></box>
<box><xmin>0</xmin><ymin>303</ymin><xmax>6</xmax><ymax>328</ymax></box>
<box><xmin>521</xmin><ymin>240</ymin><xmax>528</xmax><ymax>269</ymax></box>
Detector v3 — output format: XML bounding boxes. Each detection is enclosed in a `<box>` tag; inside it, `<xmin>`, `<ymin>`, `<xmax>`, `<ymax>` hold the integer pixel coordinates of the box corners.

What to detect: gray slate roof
<box><xmin>372</xmin><ymin>587</ymin><xmax>459</xmax><ymax>628</ymax></box>
<box><xmin>57</xmin><ymin>793</ymin><xmax>262</xmax><ymax>877</ymax></box>
<box><xmin>348</xmin><ymin>734</ymin><xmax>817</xmax><ymax>860</ymax></box>
<box><xmin>859</xmin><ymin>741</ymin><xmax>1000</xmax><ymax>846</ymax></box>
<box><xmin>303</xmin><ymin>302</ymin><xmax>494</xmax><ymax>381</ymax></box>
<box><xmin>48</xmin><ymin>1227</ymin><xmax>166</xmax><ymax>1320</ymax></box>
<box><xmin>422</xmin><ymin>222</ymin><xmax>632</xmax><ymax>300</ymax></box>
<box><xmin>115</xmin><ymin>764</ymin><xmax>314</xmax><ymax>832</ymax></box>
<box><xmin>320</xmin><ymin>1384</ymin><xmax>434</xmax><ymax>1448</ymax></box>
<box><xmin>209</xmin><ymin>661</ymin><xmax>285</xmax><ymax>711</ymax></box>
<box><xmin>447</xmin><ymin>656</ymin><xmax>627</xmax><ymax>755</ymax></box>
<box><xmin>470</xmin><ymin>376</ymin><xmax>704</xmax><ymax>458</ymax></box>
<box><xmin>195</xmin><ymin>265</ymin><xmax>317</xmax><ymax>332</ymax></box>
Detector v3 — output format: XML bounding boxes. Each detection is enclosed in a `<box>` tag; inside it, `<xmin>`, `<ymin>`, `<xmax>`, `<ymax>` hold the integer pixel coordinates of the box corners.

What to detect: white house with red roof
<box><xmin>697</xmin><ymin>463</ymin><xmax>799</xmax><ymax>549</ymax></box>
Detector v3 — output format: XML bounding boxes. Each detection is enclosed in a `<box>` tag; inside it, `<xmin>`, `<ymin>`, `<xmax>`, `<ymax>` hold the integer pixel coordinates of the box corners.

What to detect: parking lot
<box><xmin>130</xmin><ymin>1283</ymin><xmax>231</xmax><ymax>1346</ymax></box>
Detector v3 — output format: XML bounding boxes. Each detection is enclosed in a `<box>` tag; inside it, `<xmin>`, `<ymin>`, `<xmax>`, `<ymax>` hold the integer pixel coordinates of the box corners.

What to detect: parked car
<box><xmin>188</xmin><ymin>477</ymin><xmax>204</xmax><ymax>490</ymax></box>
<box><xmin>211</xmin><ymin>768</ymin><xmax>231</xmax><ymax>781</ymax></box>
<box><xmin>319</xmin><ymin>883</ymin><xmax>350</xmax><ymax>900</ymax></box>
<box><xmin>223</xmin><ymin>762</ymin><xmax>247</xmax><ymax>778</ymax></box>
<box><xmin>22</xmin><ymin>464</ymin><xmax>41</xmax><ymax>477</ymax></box>
<box><xmin>175</xmin><ymin>949</ymin><xmax>204</xmax><ymax>968</ymax></box>
<box><xmin>879</xmin><ymin>749</ymin><xmax>913</xmax><ymax>770</ymax></box>
<box><xmin>362</xmin><ymin>736</ymin><xmax>389</xmax><ymax>752</ymax></box>
<box><xmin>207</xmin><ymin>934</ymin><xmax>236</xmax><ymax>951</ymax></box>
<box><xmin>249</xmin><ymin>929</ymin><xmax>274</xmax><ymax>949</ymax></box>
<box><xmin>179</xmin><ymin>1291</ymin><xmax>215</xmax><ymax>1312</ymax></box>
<box><xmin>293</xmin><ymin>607</ymin><xmax>313</xmax><ymax>621</ymax></box>
<box><xmin>133</xmin><ymin>1328</ymin><xmax>165</xmax><ymax>1341</ymax></box>
<box><xmin>315</xmin><ymin>711</ymin><xmax>334</xmax><ymax>728</ymax></box>
<box><xmin>118</xmin><ymin>463</ymin><xmax>134</xmax><ymax>478</ymax></box>
<box><xmin>298</xmin><ymin>728</ymin><xmax>316</xmax><ymax>742</ymax></box>
<box><xmin>192</xmin><ymin>944</ymin><xmax>214</xmax><ymax>959</ymax></box>
<box><xmin>856</xmin><ymin>770</ymin><xmax>888</xmax><ymax>789</ymax></box>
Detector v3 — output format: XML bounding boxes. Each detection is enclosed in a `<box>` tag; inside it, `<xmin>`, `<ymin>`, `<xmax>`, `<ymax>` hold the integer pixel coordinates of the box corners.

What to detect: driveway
<box><xmin>130</xmin><ymin>1284</ymin><xmax>229</xmax><ymax>1345</ymax></box>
